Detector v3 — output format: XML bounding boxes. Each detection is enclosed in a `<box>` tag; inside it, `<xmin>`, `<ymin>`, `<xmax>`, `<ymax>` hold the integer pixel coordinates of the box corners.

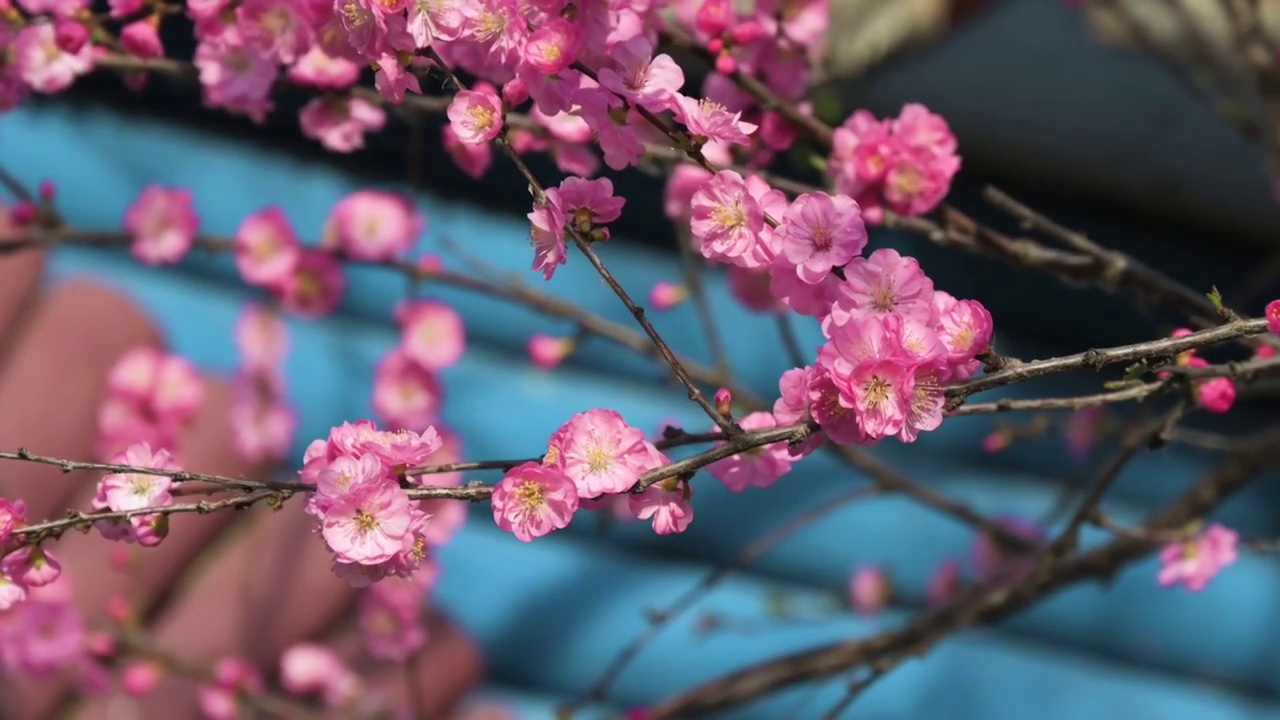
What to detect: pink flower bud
<box><xmin>696</xmin><ymin>0</ymin><xmax>733</xmax><ymax>39</ymax></box>
<box><xmin>528</xmin><ymin>334</ymin><xmax>574</xmax><ymax>371</ymax></box>
<box><xmin>121</xmin><ymin>18</ymin><xmax>163</xmax><ymax>59</ymax></box>
<box><xmin>1256</xmin><ymin>344</ymin><xmax>1276</xmax><ymax>359</ymax></box>
<box><xmin>706</xmin><ymin>37</ymin><xmax>723</xmax><ymax>54</ymax></box>
<box><xmin>84</xmin><ymin>631</ymin><xmax>117</xmax><ymax>657</ymax></box>
<box><xmin>728</xmin><ymin>20</ymin><xmax>765</xmax><ymax>45</ymax></box>
<box><xmin>1196</xmin><ymin>377</ymin><xmax>1236</xmax><ymax>414</ymax></box>
<box><xmin>416</xmin><ymin>252</ymin><xmax>443</xmax><ymax>275</ymax></box>
<box><xmin>848</xmin><ymin>564</ymin><xmax>890</xmax><ymax>615</ymax></box>
<box><xmin>502</xmin><ymin>77</ymin><xmax>529</xmax><ymax>106</ymax></box>
<box><xmin>37</xmin><ymin>178</ymin><xmax>56</xmax><ymax>203</ymax></box>
<box><xmin>523</xmin><ymin>18</ymin><xmax>581</xmax><ymax>75</ymax></box>
<box><xmin>121</xmin><ymin>661</ymin><xmax>164</xmax><ymax>697</ymax></box>
<box><xmin>981</xmin><ymin>431</ymin><xmax>1010</xmax><ymax>454</ymax></box>
<box><xmin>10</xmin><ymin>200</ymin><xmax>36</xmax><ymax>227</ymax></box>
<box><xmin>53</xmin><ymin>19</ymin><xmax>88</xmax><ymax>54</ymax></box>
<box><xmin>927</xmin><ymin>559</ymin><xmax>962</xmax><ymax>607</ymax></box>
<box><xmin>714</xmin><ymin>387</ymin><xmax>732</xmax><ymax>417</ymax></box>
<box><xmin>714</xmin><ymin>52</ymin><xmax>737</xmax><ymax>75</ymax></box>
<box><xmin>648</xmin><ymin>280</ymin><xmax>686</xmax><ymax>311</ymax></box>
<box><xmin>105</xmin><ymin>594</ymin><xmax>133</xmax><ymax>624</ymax></box>
<box><xmin>1266</xmin><ymin>299</ymin><xmax>1280</xmax><ymax>335</ymax></box>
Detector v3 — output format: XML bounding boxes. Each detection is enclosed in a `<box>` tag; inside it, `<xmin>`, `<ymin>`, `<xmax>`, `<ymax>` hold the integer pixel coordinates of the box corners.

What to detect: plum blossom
<box><xmin>849</xmin><ymin>565</ymin><xmax>890</xmax><ymax>615</ymax></box>
<box><xmin>779</xmin><ymin>192</ymin><xmax>868</xmax><ymax>284</ymax></box>
<box><xmin>14</xmin><ymin>22</ymin><xmax>93</xmax><ymax>94</ymax></box>
<box><xmin>547</xmin><ymin>409</ymin><xmax>651</xmax><ymax>497</ymax></box>
<box><xmin>299</xmin><ymin>96</ymin><xmax>387</xmax><ymax>153</ymax></box>
<box><xmin>629</xmin><ymin>478</ymin><xmax>693</xmax><ymax>535</ymax></box>
<box><xmin>706</xmin><ymin>412</ymin><xmax>794</xmax><ymax>492</ymax></box>
<box><xmin>1158</xmin><ymin>523</ymin><xmax>1238</xmax><ymax>591</ymax></box>
<box><xmin>691</xmin><ymin>170</ymin><xmax>766</xmax><ymax>268</ymax></box>
<box><xmin>327</xmin><ymin>190</ymin><xmax>423</xmax><ymax>261</ymax></box>
<box><xmin>321</xmin><ymin>476</ymin><xmax>413</xmax><ymax>565</ymax></box>
<box><xmin>234</xmin><ymin>206</ymin><xmax>302</xmax><ymax>288</ymax></box>
<box><xmin>397</xmin><ymin>300</ymin><xmax>466</xmax><ymax>370</ymax></box>
<box><xmin>448</xmin><ymin>88</ymin><xmax>504</xmax><ymax>145</ymax></box>
<box><xmin>124</xmin><ymin>185</ymin><xmax>198</xmax><ymax>266</ymax></box>
<box><xmin>491</xmin><ymin>462</ymin><xmax>579</xmax><ymax>542</ymax></box>
<box><xmin>597</xmin><ymin>36</ymin><xmax>684</xmax><ymax>111</ymax></box>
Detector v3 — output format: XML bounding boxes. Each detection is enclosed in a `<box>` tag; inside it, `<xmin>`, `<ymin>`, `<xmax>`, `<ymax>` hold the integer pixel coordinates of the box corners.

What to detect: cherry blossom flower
<box><xmin>552</xmin><ymin>176</ymin><xmax>625</xmax><ymax>234</ymax></box>
<box><xmin>528</xmin><ymin>334</ymin><xmax>574</xmax><ymax>370</ymax></box>
<box><xmin>235</xmin><ymin>304</ymin><xmax>289</xmax><ymax>370</ymax></box>
<box><xmin>848</xmin><ymin>565</ymin><xmax>890</xmax><ymax>615</ymax></box>
<box><xmin>280</xmin><ymin>643</ymin><xmax>362</xmax><ymax>706</ymax></box>
<box><xmin>279</xmin><ymin>249</ymin><xmax>346</xmax><ymax>318</ymax></box>
<box><xmin>706</xmin><ymin>412</ymin><xmax>793</xmax><ymax>492</ymax></box>
<box><xmin>0</xmin><ymin>590</ymin><xmax>85</xmax><ymax>678</ymax></box>
<box><xmin>13</xmin><ymin>22</ymin><xmax>93</xmax><ymax>94</ymax></box>
<box><xmin>299</xmin><ymin>96</ymin><xmax>387</xmax><ymax>153</ymax></box>
<box><xmin>445</xmin><ymin>123</ymin><xmax>493</xmax><ymax>178</ymax></box>
<box><xmin>830</xmin><ymin>248</ymin><xmax>936</xmax><ymax>326</ymax></box>
<box><xmin>779</xmin><ymin>191</ymin><xmax>868</xmax><ymax>284</ymax></box>
<box><xmin>547</xmin><ymin>409</ymin><xmax>651</xmax><ymax>497</ymax></box>
<box><xmin>95</xmin><ymin>443</ymin><xmax>178</xmax><ymax>513</ymax></box>
<box><xmin>124</xmin><ymin>185</ymin><xmax>198</xmax><ymax>266</ymax></box>
<box><xmin>322</xmin><ymin>479</ymin><xmax>413</xmax><ymax>565</ymax></box>
<box><xmin>396</xmin><ymin>300</ymin><xmax>466</xmax><ymax>370</ymax></box>
<box><xmin>1196</xmin><ymin>377</ymin><xmax>1236</xmax><ymax>414</ymax></box>
<box><xmin>328</xmin><ymin>190</ymin><xmax>423</xmax><ymax>261</ymax></box>
<box><xmin>193</xmin><ymin>28</ymin><xmax>278</xmax><ymax>122</ymax></box>
<box><xmin>629</xmin><ymin>478</ymin><xmax>693</xmax><ymax>535</ymax></box>
<box><xmin>1266</xmin><ymin>299</ymin><xmax>1280</xmax><ymax>334</ymax></box>
<box><xmin>691</xmin><ymin>170</ymin><xmax>766</xmax><ymax>268</ymax></box>
<box><xmin>121</xmin><ymin>661</ymin><xmax>164</xmax><ymax>697</ymax></box>
<box><xmin>523</xmin><ymin>18</ymin><xmax>581</xmax><ymax>75</ymax></box>
<box><xmin>674</xmin><ymin>94</ymin><xmax>757</xmax><ymax>146</ymax></box>
<box><xmin>1158</xmin><ymin>523</ymin><xmax>1238</xmax><ymax>591</ymax></box>
<box><xmin>448</xmin><ymin>88</ymin><xmax>504</xmax><ymax>145</ymax></box>
<box><xmin>235</xmin><ymin>0</ymin><xmax>314</xmax><ymax>64</ymax></box>
<box><xmin>491</xmin><ymin>462</ymin><xmax>579</xmax><ymax>542</ymax></box>
<box><xmin>528</xmin><ymin>200</ymin><xmax>568</xmax><ymax>280</ymax></box>
<box><xmin>0</xmin><ymin>498</ymin><xmax>23</xmax><ymax>545</ymax></box>
<box><xmin>358</xmin><ymin>575</ymin><xmax>429</xmax><ymax>660</ymax></box>
<box><xmin>234</xmin><ymin>206</ymin><xmax>302</xmax><ymax>288</ymax></box>
<box><xmin>371</xmin><ymin>348</ymin><xmax>443</xmax><ymax>430</ymax></box>
<box><xmin>120</xmin><ymin>18</ymin><xmax>164</xmax><ymax>59</ymax></box>
<box><xmin>597</xmin><ymin>36</ymin><xmax>684</xmax><ymax>112</ymax></box>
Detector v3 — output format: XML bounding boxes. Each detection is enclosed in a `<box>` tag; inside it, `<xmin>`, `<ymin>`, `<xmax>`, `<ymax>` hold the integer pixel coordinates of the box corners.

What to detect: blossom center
<box><xmin>870</xmin><ymin>285</ymin><xmax>896</xmax><ymax>312</ymax></box>
<box><xmin>810</xmin><ymin>222</ymin><xmax>832</xmax><ymax>251</ymax></box>
<box><xmin>584</xmin><ymin>446</ymin><xmax>614</xmax><ymax>473</ymax></box>
<box><xmin>864</xmin><ymin>376</ymin><xmax>891</xmax><ymax>407</ymax></box>
<box><xmin>466</xmin><ymin>104</ymin><xmax>495</xmax><ymax>131</ymax></box>
<box><xmin>354</xmin><ymin>508</ymin><xmax>380</xmax><ymax>535</ymax></box>
<box><xmin>515</xmin><ymin>480</ymin><xmax>546</xmax><ymax>512</ymax></box>
<box><xmin>712</xmin><ymin>202</ymin><xmax>745</xmax><ymax>231</ymax></box>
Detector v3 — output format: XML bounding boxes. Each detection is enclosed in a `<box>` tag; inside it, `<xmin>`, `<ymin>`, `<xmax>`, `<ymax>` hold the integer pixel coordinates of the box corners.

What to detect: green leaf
<box><xmin>1207</xmin><ymin>286</ymin><xmax>1224</xmax><ymax>311</ymax></box>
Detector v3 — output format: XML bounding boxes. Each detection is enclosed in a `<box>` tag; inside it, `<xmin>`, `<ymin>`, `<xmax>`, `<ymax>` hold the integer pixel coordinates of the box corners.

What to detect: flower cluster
<box><xmin>0</xmin><ymin>575</ymin><xmax>85</xmax><ymax>678</ymax></box>
<box><xmin>98</xmin><ymin>346</ymin><xmax>206</xmax><ymax>459</ymax></box>
<box><xmin>493</xmin><ymin>409</ymin><xmax>684</xmax><ymax>541</ymax></box>
<box><xmin>0</xmin><ymin>498</ymin><xmax>64</xmax><ymax>612</ymax></box>
<box><xmin>1162</xmin><ymin>327</ymin><xmax>1236</xmax><ymax>414</ymax></box>
<box><xmin>300</xmin><ymin>420</ymin><xmax>439</xmax><ymax>586</ymax></box>
<box><xmin>829</xmin><ymin>104</ymin><xmax>962</xmax><ymax>223</ymax></box>
<box><xmin>229</xmin><ymin>304</ymin><xmax>297</xmax><ymax>462</ymax></box>
<box><xmin>372</xmin><ymin>298</ymin><xmax>465</xmax><ymax>431</ymax></box>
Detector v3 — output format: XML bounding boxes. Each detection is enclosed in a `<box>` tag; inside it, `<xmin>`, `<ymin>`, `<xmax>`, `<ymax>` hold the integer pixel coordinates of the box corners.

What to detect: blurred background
<box><xmin>8</xmin><ymin>0</ymin><xmax>1280</xmax><ymax>717</ymax></box>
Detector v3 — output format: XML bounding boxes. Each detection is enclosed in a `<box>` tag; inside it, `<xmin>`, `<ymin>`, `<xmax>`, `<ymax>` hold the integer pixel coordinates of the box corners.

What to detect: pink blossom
<box><xmin>528</xmin><ymin>334</ymin><xmax>574</xmax><ymax>370</ymax></box>
<box><xmin>448</xmin><ymin>88</ymin><xmax>504</xmax><ymax>145</ymax></box>
<box><xmin>444</xmin><ymin>123</ymin><xmax>493</xmax><ymax>178</ymax></box>
<box><xmin>804</xmin><ymin>367</ymin><xmax>859</xmax><ymax>446</ymax></box>
<box><xmin>194</xmin><ymin>28</ymin><xmax>278</xmax><ymax>122</ymax></box>
<box><xmin>235</xmin><ymin>0</ymin><xmax>314</xmax><ymax>64</ymax></box>
<box><xmin>322</xmin><ymin>480</ymin><xmax>413</xmax><ymax>565</ymax></box>
<box><xmin>663</xmin><ymin>164</ymin><xmax>712</xmax><ymax>221</ymax></box>
<box><xmin>972</xmin><ymin>516</ymin><xmax>1044</xmax><ymax>580</ymax></box>
<box><xmin>299</xmin><ymin>96</ymin><xmax>387</xmax><ymax>152</ymax></box>
<box><xmin>552</xmin><ymin>176</ymin><xmax>625</xmax><ymax>232</ymax></box>
<box><xmin>121</xmin><ymin>661</ymin><xmax>164</xmax><ymax>697</ymax></box>
<box><xmin>120</xmin><ymin>18</ymin><xmax>164</xmax><ymax>59</ymax></box>
<box><xmin>0</xmin><ymin>573</ymin><xmax>26</xmax><ymax>612</ymax></box>
<box><xmin>629</xmin><ymin>479</ymin><xmax>693</xmax><ymax>535</ymax></box>
<box><xmin>1266</xmin><ymin>299</ymin><xmax>1280</xmax><ymax>334</ymax></box>
<box><xmin>830</xmin><ymin>248</ymin><xmax>936</xmax><ymax>325</ymax></box>
<box><xmin>691</xmin><ymin>170</ymin><xmax>766</xmax><ymax>268</ymax></box>
<box><xmin>235</xmin><ymin>304</ymin><xmax>289</xmax><ymax>370</ymax></box>
<box><xmin>14</xmin><ymin>22</ymin><xmax>93</xmax><ymax>94</ymax></box>
<box><xmin>732</xmin><ymin>265</ymin><xmax>786</xmax><ymax>313</ymax></box>
<box><xmin>0</xmin><ymin>498</ymin><xmax>23</xmax><ymax>545</ymax></box>
<box><xmin>491</xmin><ymin>462</ymin><xmax>579</xmax><ymax>542</ymax></box>
<box><xmin>883</xmin><ymin>144</ymin><xmax>960</xmax><ymax>217</ymax></box>
<box><xmin>229</xmin><ymin>373</ymin><xmax>296</xmax><ymax>463</ymax></box>
<box><xmin>779</xmin><ymin>192</ymin><xmax>868</xmax><ymax>284</ymax></box>
<box><xmin>547</xmin><ymin>409</ymin><xmax>651</xmax><ymax>497</ymax></box>
<box><xmin>358</xmin><ymin>426</ymin><xmax>442</xmax><ymax>472</ymax></box>
<box><xmin>198</xmin><ymin>657</ymin><xmax>264</xmax><ymax>720</ymax></box>
<box><xmin>706</xmin><ymin>412</ymin><xmax>794</xmax><ymax>492</ymax></box>
<box><xmin>927</xmin><ymin>558</ymin><xmax>962</xmax><ymax>607</ymax></box>
<box><xmin>0</xmin><ymin>595</ymin><xmax>85</xmax><ymax>678</ymax></box>
<box><xmin>597</xmin><ymin>36</ymin><xmax>684</xmax><ymax>112</ymax></box>
<box><xmin>280</xmin><ymin>643</ymin><xmax>362</xmax><ymax>705</ymax></box>
<box><xmin>522</xmin><ymin>18</ymin><xmax>581</xmax><ymax>75</ymax></box>
<box><xmin>897</xmin><ymin>360</ymin><xmax>947</xmax><ymax>443</ymax></box>
<box><xmin>314</xmin><ymin>452</ymin><xmax>385</xmax><ymax>506</ymax></box>
<box><xmin>773</xmin><ymin>367</ymin><xmax>812</xmax><ymax>425</ymax></box>
<box><xmin>108</xmin><ymin>0</ymin><xmax>143</xmax><ymax>17</ymax></box>
<box><xmin>372</xmin><ymin>348</ymin><xmax>443</xmax><ymax>431</ymax></box>
<box><xmin>287</xmin><ymin>45</ymin><xmax>361</xmax><ymax>89</ymax></box>
<box><xmin>934</xmin><ymin>291</ymin><xmax>993</xmax><ymax>378</ymax></box>
<box><xmin>124</xmin><ymin>185</ymin><xmax>198</xmax><ymax>266</ymax></box>
<box><xmin>279</xmin><ymin>249</ymin><xmax>346</xmax><ymax>318</ymax></box>
<box><xmin>1196</xmin><ymin>377</ymin><xmax>1236</xmax><ymax>414</ymax></box>
<box><xmin>1158</xmin><ymin>523</ymin><xmax>1238</xmax><ymax>591</ymax></box>
<box><xmin>373</xmin><ymin>52</ymin><xmax>423</xmax><ymax>103</ymax></box>
<box><xmin>1</xmin><ymin>546</ymin><xmax>60</xmax><ymax>588</ymax></box>
<box><xmin>96</xmin><ymin>443</ymin><xmax>178</xmax><ymax>513</ymax></box>
<box><xmin>53</xmin><ymin>19</ymin><xmax>90</xmax><ymax>55</ymax></box>
<box><xmin>649</xmin><ymin>280</ymin><xmax>686</xmax><ymax>311</ymax></box>
<box><xmin>358</xmin><ymin>576</ymin><xmax>428</xmax><ymax>660</ymax></box>
<box><xmin>328</xmin><ymin>190</ymin><xmax>423</xmax><ymax>261</ymax></box>
<box><xmin>234</xmin><ymin>206</ymin><xmax>302</xmax><ymax>289</ymax></box>
<box><xmin>151</xmin><ymin>354</ymin><xmax>205</xmax><ymax>425</ymax></box>
<box><xmin>848</xmin><ymin>565</ymin><xmax>889</xmax><ymax>615</ymax></box>
<box><xmin>397</xmin><ymin>300</ymin><xmax>466</xmax><ymax>370</ymax></box>
<box><xmin>106</xmin><ymin>346</ymin><xmax>164</xmax><ymax>404</ymax></box>
<box><xmin>673</xmin><ymin>94</ymin><xmax>757</xmax><ymax>146</ymax></box>
<box><xmin>528</xmin><ymin>200</ymin><xmax>568</xmax><ymax>280</ymax></box>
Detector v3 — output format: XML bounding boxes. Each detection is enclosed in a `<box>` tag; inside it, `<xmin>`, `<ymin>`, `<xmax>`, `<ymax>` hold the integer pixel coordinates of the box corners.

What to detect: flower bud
<box><xmin>714</xmin><ymin>387</ymin><xmax>732</xmax><ymax>417</ymax></box>
<box><xmin>848</xmin><ymin>564</ymin><xmax>890</xmax><ymax>615</ymax></box>
<box><xmin>53</xmin><ymin>19</ymin><xmax>88</xmax><ymax>54</ymax></box>
<box><xmin>648</xmin><ymin>280</ymin><xmax>686</xmax><ymax>311</ymax></box>
<box><xmin>528</xmin><ymin>334</ymin><xmax>574</xmax><ymax>371</ymax></box>
<box><xmin>121</xmin><ymin>661</ymin><xmax>164</xmax><ymax>697</ymax></box>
